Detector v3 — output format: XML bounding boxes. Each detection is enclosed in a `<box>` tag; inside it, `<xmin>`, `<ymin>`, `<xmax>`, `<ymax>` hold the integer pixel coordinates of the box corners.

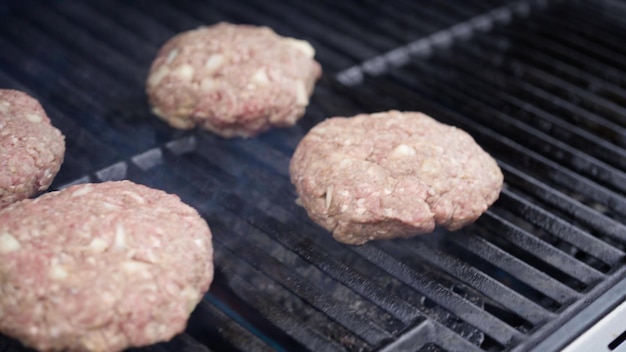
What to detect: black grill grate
<box><xmin>1</xmin><ymin>0</ymin><xmax>626</xmax><ymax>351</ymax></box>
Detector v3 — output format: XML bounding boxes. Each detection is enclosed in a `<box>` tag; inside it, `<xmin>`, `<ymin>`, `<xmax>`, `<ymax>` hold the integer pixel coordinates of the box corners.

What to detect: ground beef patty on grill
<box><xmin>146</xmin><ymin>22</ymin><xmax>322</xmax><ymax>138</ymax></box>
<box><xmin>0</xmin><ymin>181</ymin><xmax>214</xmax><ymax>352</ymax></box>
<box><xmin>0</xmin><ymin>89</ymin><xmax>65</xmax><ymax>209</ymax></box>
<box><xmin>290</xmin><ymin>111</ymin><xmax>503</xmax><ymax>245</ymax></box>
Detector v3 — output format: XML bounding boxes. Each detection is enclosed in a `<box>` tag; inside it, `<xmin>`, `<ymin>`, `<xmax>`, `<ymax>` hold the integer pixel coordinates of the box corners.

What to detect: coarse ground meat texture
<box><xmin>0</xmin><ymin>181</ymin><xmax>214</xmax><ymax>352</ymax></box>
<box><xmin>0</xmin><ymin>89</ymin><xmax>65</xmax><ymax>209</ymax></box>
<box><xmin>146</xmin><ymin>22</ymin><xmax>322</xmax><ymax>138</ymax></box>
<box><xmin>290</xmin><ymin>111</ymin><xmax>504</xmax><ymax>245</ymax></box>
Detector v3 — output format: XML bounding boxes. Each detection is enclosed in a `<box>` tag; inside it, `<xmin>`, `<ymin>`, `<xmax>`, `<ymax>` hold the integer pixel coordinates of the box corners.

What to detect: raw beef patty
<box><xmin>290</xmin><ymin>110</ymin><xmax>503</xmax><ymax>245</ymax></box>
<box><xmin>0</xmin><ymin>89</ymin><xmax>65</xmax><ymax>208</ymax></box>
<box><xmin>146</xmin><ymin>22</ymin><xmax>322</xmax><ymax>138</ymax></box>
<box><xmin>0</xmin><ymin>181</ymin><xmax>214</xmax><ymax>352</ymax></box>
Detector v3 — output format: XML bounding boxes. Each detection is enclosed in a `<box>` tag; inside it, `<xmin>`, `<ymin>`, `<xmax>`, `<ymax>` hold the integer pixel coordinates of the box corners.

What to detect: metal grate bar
<box><xmin>482</xmin><ymin>32</ymin><xmax>626</xmax><ymax>110</ymax></box>
<box><xmin>380</xmin><ymin>320</ymin><xmax>483</xmax><ymax>352</ymax></box>
<box><xmin>381</xmin><ymin>238</ymin><xmax>553</xmax><ymax>322</ymax></box>
<box><xmin>239</xmin><ymin>0</ymin><xmax>378</xmax><ymax>62</ymax></box>
<box><xmin>532</xmin><ymin>16</ymin><xmax>626</xmax><ymax>75</ymax></box>
<box><xmin>317</xmin><ymin>0</ymin><xmax>421</xmax><ymax>43</ymax></box>
<box><xmin>357</xmin><ymin>0</ymin><xmax>446</xmax><ymax>34</ymax></box>
<box><xmin>450</xmin><ymin>234</ymin><xmax>580</xmax><ymax>302</ymax></box>
<box><xmin>7</xmin><ymin>6</ymin><xmax>143</xmax><ymax>94</ymax></box>
<box><xmin>126</xmin><ymin>0</ymin><xmax>204</xmax><ymax>33</ymax></box>
<box><xmin>22</xmin><ymin>1</ymin><xmax>145</xmax><ymax>84</ymax></box>
<box><xmin>213</xmin><ymin>209</ymin><xmax>398</xmax><ymax>345</ymax></box>
<box><xmin>478</xmin><ymin>211</ymin><xmax>605</xmax><ymax>286</ymax></box>
<box><xmin>436</xmin><ymin>34</ymin><xmax>626</xmax><ymax>170</ymax></box>
<box><xmin>186</xmin><ymin>300</ymin><xmax>273</xmax><ymax>352</ymax></box>
<box><xmin>162</xmin><ymin>0</ymin><xmax>231</xmax><ymax>26</ymax></box>
<box><xmin>354</xmin><ymin>243</ymin><xmax>527</xmax><ymax>346</ymax></box>
<box><xmin>0</xmin><ymin>15</ymin><xmax>139</xmax><ymax>106</ymax></box>
<box><xmin>84</xmin><ymin>1</ymin><xmax>173</xmax><ymax>47</ymax></box>
<box><xmin>575</xmin><ymin>0</ymin><xmax>626</xmax><ymax>33</ymax></box>
<box><xmin>53</xmin><ymin>1</ymin><xmax>156</xmax><ymax>67</ymax></box>
<box><xmin>556</xmin><ymin>3</ymin><xmax>626</xmax><ymax>46</ymax></box>
<box><xmin>313</xmin><ymin>0</ymin><xmax>415</xmax><ymax>43</ymax></box>
<box><xmin>213</xmin><ymin>245</ymin><xmax>346</xmax><ymax>352</ymax></box>
<box><xmin>467</xmin><ymin>39</ymin><xmax>626</xmax><ymax>130</ymax></box>
<box><xmin>156</xmin><ymin>333</ymin><xmax>213</xmax><ymax>352</ymax></box>
<box><xmin>285</xmin><ymin>1</ymin><xmax>402</xmax><ymax>52</ymax></box>
<box><xmin>477</xmin><ymin>23</ymin><xmax>626</xmax><ymax>106</ymax></box>
<box><xmin>450</xmin><ymin>41</ymin><xmax>626</xmax><ymax>149</ymax></box>
<box><xmin>499</xmin><ymin>26</ymin><xmax>626</xmax><ymax>90</ymax></box>
<box><xmin>500</xmin><ymin>162</ymin><xmax>626</xmax><ymax>245</ymax></box>
<box><xmin>497</xmin><ymin>190</ymin><xmax>623</xmax><ymax>265</ymax></box>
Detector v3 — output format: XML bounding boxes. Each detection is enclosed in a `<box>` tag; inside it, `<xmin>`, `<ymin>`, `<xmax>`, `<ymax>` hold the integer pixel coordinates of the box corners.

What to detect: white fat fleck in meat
<box><xmin>121</xmin><ymin>260</ymin><xmax>152</xmax><ymax>274</ymax></box>
<box><xmin>200</xmin><ymin>78</ymin><xmax>218</xmax><ymax>92</ymax></box>
<box><xmin>123</xmin><ymin>191</ymin><xmax>146</xmax><ymax>204</ymax></box>
<box><xmin>147</xmin><ymin>66</ymin><xmax>169</xmax><ymax>87</ymax></box>
<box><xmin>251</xmin><ymin>69</ymin><xmax>270</xmax><ymax>85</ymax></box>
<box><xmin>114</xmin><ymin>225</ymin><xmax>126</xmax><ymax>248</ymax></box>
<box><xmin>194</xmin><ymin>238</ymin><xmax>204</xmax><ymax>247</ymax></box>
<box><xmin>101</xmin><ymin>202</ymin><xmax>120</xmax><ymax>210</ymax></box>
<box><xmin>165</xmin><ymin>49</ymin><xmax>179</xmax><ymax>64</ymax></box>
<box><xmin>174</xmin><ymin>64</ymin><xmax>195</xmax><ymax>82</ymax></box>
<box><xmin>71</xmin><ymin>185</ymin><xmax>93</xmax><ymax>197</ymax></box>
<box><xmin>0</xmin><ymin>233</ymin><xmax>20</xmax><ymax>253</ymax></box>
<box><xmin>204</xmin><ymin>54</ymin><xmax>225</xmax><ymax>73</ymax></box>
<box><xmin>26</xmin><ymin>113</ymin><xmax>42</xmax><ymax>123</ymax></box>
<box><xmin>420</xmin><ymin>159</ymin><xmax>438</xmax><ymax>175</ymax></box>
<box><xmin>42</xmin><ymin>168</ymin><xmax>52</xmax><ymax>180</ymax></box>
<box><xmin>325</xmin><ymin>185</ymin><xmax>333</xmax><ymax>210</ymax></box>
<box><xmin>0</xmin><ymin>101</ymin><xmax>10</xmax><ymax>113</ymax></box>
<box><xmin>181</xmin><ymin>286</ymin><xmax>201</xmax><ymax>312</ymax></box>
<box><xmin>48</xmin><ymin>265</ymin><xmax>68</xmax><ymax>280</ymax></box>
<box><xmin>87</xmin><ymin>238</ymin><xmax>109</xmax><ymax>253</ymax></box>
<box><xmin>295</xmin><ymin>81</ymin><xmax>309</xmax><ymax>106</ymax></box>
<box><xmin>390</xmin><ymin>144</ymin><xmax>416</xmax><ymax>158</ymax></box>
<box><xmin>283</xmin><ymin>38</ymin><xmax>316</xmax><ymax>58</ymax></box>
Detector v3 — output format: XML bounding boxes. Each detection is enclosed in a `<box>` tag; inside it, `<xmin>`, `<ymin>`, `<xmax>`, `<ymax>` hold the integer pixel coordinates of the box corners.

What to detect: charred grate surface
<box><xmin>1</xmin><ymin>0</ymin><xmax>626</xmax><ymax>351</ymax></box>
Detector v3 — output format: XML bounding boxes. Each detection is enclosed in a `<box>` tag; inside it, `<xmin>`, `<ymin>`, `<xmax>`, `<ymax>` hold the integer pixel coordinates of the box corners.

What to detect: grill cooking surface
<box><xmin>1</xmin><ymin>0</ymin><xmax>626</xmax><ymax>351</ymax></box>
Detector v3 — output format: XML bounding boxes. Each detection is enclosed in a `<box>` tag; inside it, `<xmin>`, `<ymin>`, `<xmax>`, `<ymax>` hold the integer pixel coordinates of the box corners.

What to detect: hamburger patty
<box><xmin>146</xmin><ymin>22</ymin><xmax>322</xmax><ymax>138</ymax></box>
<box><xmin>290</xmin><ymin>110</ymin><xmax>503</xmax><ymax>245</ymax></box>
<box><xmin>0</xmin><ymin>181</ymin><xmax>214</xmax><ymax>352</ymax></box>
<box><xmin>0</xmin><ymin>89</ymin><xmax>65</xmax><ymax>209</ymax></box>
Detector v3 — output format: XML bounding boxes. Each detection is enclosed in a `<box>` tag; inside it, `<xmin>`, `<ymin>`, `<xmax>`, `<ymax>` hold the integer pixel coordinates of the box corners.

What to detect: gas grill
<box><xmin>1</xmin><ymin>0</ymin><xmax>626</xmax><ymax>351</ymax></box>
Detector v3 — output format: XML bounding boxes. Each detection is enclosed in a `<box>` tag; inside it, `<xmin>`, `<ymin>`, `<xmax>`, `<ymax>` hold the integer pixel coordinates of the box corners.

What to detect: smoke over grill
<box><xmin>1</xmin><ymin>0</ymin><xmax>626</xmax><ymax>351</ymax></box>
